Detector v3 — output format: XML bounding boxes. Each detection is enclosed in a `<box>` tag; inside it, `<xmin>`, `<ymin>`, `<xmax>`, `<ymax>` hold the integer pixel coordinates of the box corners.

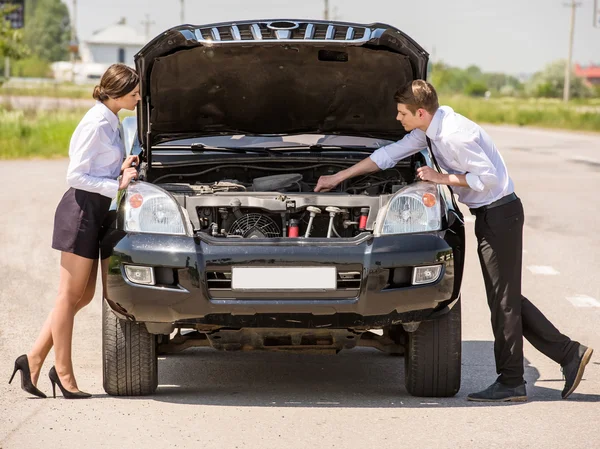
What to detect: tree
<box><xmin>430</xmin><ymin>62</ymin><xmax>472</xmax><ymax>94</ymax></box>
<box><xmin>525</xmin><ymin>60</ymin><xmax>592</xmax><ymax>99</ymax></box>
<box><xmin>465</xmin><ymin>65</ymin><xmax>483</xmax><ymax>80</ymax></box>
<box><xmin>483</xmin><ymin>73</ymin><xmax>523</xmax><ymax>93</ymax></box>
<box><xmin>0</xmin><ymin>4</ymin><xmax>29</xmax><ymax>59</ymax></box>
<box><xmin>22</xmin><ymin>0</ymin><xmax>70</xmax><ymax>62</ymax></box>
<box><xmin>0</xmin><ymin>4</ymin><xmax>30</xmax><ymax>83</ymax></box>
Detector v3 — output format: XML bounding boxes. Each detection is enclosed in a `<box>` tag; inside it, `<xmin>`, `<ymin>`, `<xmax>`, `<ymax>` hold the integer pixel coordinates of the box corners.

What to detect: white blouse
<box><xmin>66</xmin><ymin>101</ymin><xmax>124</xmax><ymax>199</ymax></box>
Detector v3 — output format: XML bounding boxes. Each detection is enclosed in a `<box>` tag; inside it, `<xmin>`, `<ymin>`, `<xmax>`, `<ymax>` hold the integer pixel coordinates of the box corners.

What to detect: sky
<box><xmin>66</xmin><ymin>0</ymin><xmax>600</xmax><ymax>75</ymax></box>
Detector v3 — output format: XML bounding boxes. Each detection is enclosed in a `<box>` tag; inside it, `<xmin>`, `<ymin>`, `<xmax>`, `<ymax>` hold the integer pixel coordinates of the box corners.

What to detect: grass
<box><xmin>0</xmin><ymin>82</ymin><xmax>94</xmax><ymax>99</ymax></box>
<box><xmin>0</xmin><ymin>108</ymin><xmax>83</xmax><ymax>159</ymax></box>
<box><xmin>1</xmin><ymin>96</ymin><xmax>599</xmax><ymax>159</ymax></box>
<box><xmin>0</xmin><ymin>107</ymin><xmax>134</xmax><ymax>159</ymax></box>
<box><xmin>443</xmin><ymin>96</ymin><xmax>600</xmax><ymax>132</ymax></box>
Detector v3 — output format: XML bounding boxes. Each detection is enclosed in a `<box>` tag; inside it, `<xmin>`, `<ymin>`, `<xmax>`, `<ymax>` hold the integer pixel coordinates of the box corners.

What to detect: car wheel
<box><xmin>102</xmin><ymin>299</ymin><xmax>158</xmax><ymax>396</ymax></box>
<box><xmin>404</xmin><ymin>300</ymin><xmax>461</xmax><ymax>397</ymax></box>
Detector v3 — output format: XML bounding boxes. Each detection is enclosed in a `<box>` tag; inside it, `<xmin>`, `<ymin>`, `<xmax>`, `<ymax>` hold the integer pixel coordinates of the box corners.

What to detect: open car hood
<box><xmin>135</xmin><ymin>19</ymin><xmax>429</xmax><ymax>150</ymax></box>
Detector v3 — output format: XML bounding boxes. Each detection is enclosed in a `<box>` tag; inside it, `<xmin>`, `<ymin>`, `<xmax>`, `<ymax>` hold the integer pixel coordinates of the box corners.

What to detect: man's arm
<box><xmin>314</xmin><ymin>129</ymin><xmax>427</xmax><ymax>192</ymax></box>
<box><xmin>416</xmin><ymin>166</ymin><xmax>469</xmax><ymax>187</ymax></box>
<box><xmin>314</xmin><ymin>157</ymin><xmax>380</xmax><ymax>192</ymax></box>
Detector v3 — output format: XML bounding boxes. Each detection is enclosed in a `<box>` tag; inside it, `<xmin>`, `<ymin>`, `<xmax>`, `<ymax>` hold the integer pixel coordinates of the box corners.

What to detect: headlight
<box><xmin>374</xmin><ymin>182</ymin><xmax>442</xmax><ymax>235</ymax></box>
<box><xmin>120</xmin><ymin>182</ymin><xmax>188</xmax><ymax>235</ymax></box>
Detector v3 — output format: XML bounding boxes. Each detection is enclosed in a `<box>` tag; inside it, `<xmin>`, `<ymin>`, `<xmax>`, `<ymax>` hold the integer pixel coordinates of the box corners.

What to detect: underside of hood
<box><xmin>135</xmin><ymin>20</ymin><xmax>429</xmax><ymax>148</ymax></box>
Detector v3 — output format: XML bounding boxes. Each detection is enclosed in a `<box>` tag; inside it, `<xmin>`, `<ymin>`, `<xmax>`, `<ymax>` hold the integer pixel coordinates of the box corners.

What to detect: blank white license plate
<box><xmin>231</xmin><ymin>267</ymin><xmax>336</xmax><ymax>291</ymax></box>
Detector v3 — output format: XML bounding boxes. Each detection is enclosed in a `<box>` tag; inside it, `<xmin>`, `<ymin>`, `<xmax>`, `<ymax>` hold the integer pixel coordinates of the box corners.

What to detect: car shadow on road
<box><xmin>111</xmin><ymin>340</ymin><xmax>600</xmax><ymax>407</ymax></box>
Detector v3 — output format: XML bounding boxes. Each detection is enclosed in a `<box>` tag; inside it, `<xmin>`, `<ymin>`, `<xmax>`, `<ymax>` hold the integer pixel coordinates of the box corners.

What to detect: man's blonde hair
<box><xmin>394</xmin><ymin>80</ymin><xmax>439</xmax><ymax>115</ymax></box>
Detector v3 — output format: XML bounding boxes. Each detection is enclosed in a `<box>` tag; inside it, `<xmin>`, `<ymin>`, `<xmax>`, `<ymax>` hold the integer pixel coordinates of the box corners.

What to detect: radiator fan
<box><xmin>229</xmin><ymin>214</ymin><xmax>281</xmax><ymax>238</ymax></box>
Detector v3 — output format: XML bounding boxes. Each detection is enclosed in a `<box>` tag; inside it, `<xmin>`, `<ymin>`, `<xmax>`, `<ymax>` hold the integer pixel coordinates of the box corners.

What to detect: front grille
<box><xmin>196</xmin><ymin>21</ymin><xmax>370</xmax><ymax>43</ymax></box>
<box><xmin>216</xmin><ymin>26</ymin><xmax>233</xmax><ymax>41</ymax></box>
<box><xmin>336</xmin><ymin>271</ymin><xmax>362</xmax><ymax>290</ymax></box>
<box><xmin>260</xmin><ymin>24</ymin><xmax>274</xmax><ymax>39</ymax></box>
<box><xmin>200</xmin><ymin>28</ymin><xmax>212</xmax><ymax>40</ymax></box>
<box><xmin>206</xmin><ymin>271</ymin><xmax>232</xmax><ymax>290</ymax></box>
<box><xmin>334</xmin><ymin>26</ymin><xmax>349</xmax><ymax>40</ymax></box>
<box><xmin>313</xmin><ymin>24</ymin><xmax>328</xmax><ymax>39</ymax></box>
<box><xmin>238</xmin><ymin>24</ymin><xmax>254</xmax><ymax>40</ymax></box>
<box><xmin>292</xmin><ymin>23</ymin><xmax>308</xmax><ymax>39</ymax></box>
<box><xmin>206</xmin><ymin>269</ymin><xmax>363</xmax><ymax>292</ymax></box>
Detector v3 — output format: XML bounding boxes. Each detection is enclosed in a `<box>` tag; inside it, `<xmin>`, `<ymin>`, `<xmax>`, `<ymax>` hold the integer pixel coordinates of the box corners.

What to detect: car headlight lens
<box><xmin>121</xmin><ymin>182</ymin><xmax>187</xmax><ymax>235</ymax></box>
<box><xmin>375</xmin><ymin>182</ymin><xmax>442</xmax><ymax>235</ymax></box>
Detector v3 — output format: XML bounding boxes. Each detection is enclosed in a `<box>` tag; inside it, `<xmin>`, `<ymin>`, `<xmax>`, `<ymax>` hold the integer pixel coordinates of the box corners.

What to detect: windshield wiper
<box><xmin>275</xmin><ymin>144</ymin><xmax>376</xmax><ymax>153</ymax></box>
<box><xmin>190</xmin><ymin>143</ymin><xmax>277</xmax><ymax>156</ymax></box>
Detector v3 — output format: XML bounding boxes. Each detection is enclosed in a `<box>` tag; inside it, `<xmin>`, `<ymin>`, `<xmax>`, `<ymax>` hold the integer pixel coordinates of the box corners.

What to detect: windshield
<box><xmin>156</xmin><ymin>134</ymin><xmax>394</xmax><ymax>149</ymax></box>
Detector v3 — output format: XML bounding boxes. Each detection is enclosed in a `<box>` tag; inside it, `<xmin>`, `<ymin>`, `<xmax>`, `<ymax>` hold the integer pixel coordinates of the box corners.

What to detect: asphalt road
<box><xmin>1</xmin><ymin>125</ymin><xmax>599</xmax><ymax>449</ymax></box>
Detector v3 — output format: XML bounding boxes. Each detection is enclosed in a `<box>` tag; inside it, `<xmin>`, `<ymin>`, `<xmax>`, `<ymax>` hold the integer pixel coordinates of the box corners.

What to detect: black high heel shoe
<box><xmin>48</xmin><ymin>366</ymin><xmax>91</xmax><ymax>399</ymax></box>
<box><xmin>8</xmin><ymin>354</ymin><xmax>47</xmax><ymax>399</ymax></box>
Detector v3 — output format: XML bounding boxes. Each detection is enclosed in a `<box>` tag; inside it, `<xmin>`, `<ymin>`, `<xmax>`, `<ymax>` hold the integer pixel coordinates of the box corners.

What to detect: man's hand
<box><xmin>314</xmin><ymin>157</ymin><xmax>381</xmax><ymax>192</ymax></box>
<box><xmin>314</xmin><ymin>174</ymin><xmax>342</xmax><ymax>192</ymax></box>
<box><xmin>416</xmin><ymin>166</ymin><xmax>443</xmax><ymax>184</ymax></box>
<box><xmin>121</xmin><ymin>155</ymin><xmax>139</xmax><ymax>173</ymax></box>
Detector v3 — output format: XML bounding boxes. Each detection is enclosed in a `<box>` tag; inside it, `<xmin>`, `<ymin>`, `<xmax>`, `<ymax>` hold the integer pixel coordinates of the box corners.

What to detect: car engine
<box><xmin>150</xmin><ymin>160</ymin><xmax>417</xmax><ymax>239</ymax></box>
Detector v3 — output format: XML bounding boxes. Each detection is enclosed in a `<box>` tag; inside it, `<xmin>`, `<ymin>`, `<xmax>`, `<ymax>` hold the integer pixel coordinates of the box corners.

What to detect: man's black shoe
<box><xmin>467</xmin><ymin>381</ymin><xmax>527</xmax><ymax>402</ymax></box>
<box><xmin>561</xmin><ymin>345</ymin><xmax>593</xmax><ymax>399</ymax></box>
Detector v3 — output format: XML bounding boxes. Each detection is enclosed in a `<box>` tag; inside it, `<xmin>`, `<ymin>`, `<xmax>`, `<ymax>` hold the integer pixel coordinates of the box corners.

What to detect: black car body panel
<box><xmin>104</xmin><ymin>229</ymin><xmax>461</xmax><ymax>326</ymax></box>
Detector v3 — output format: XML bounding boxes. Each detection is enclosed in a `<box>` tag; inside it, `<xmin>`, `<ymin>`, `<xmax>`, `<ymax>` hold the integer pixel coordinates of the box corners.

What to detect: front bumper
<box><xmin>103</xmin><ymin>230</ymin><xmax>463</xmax><ymax>327</ymax></box>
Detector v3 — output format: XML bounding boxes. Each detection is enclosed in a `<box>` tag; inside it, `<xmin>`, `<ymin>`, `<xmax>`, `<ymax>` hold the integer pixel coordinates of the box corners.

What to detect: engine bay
<box><xmin>148</xmin><ymin>158</ymin><xmax>420</xmax><ymax>239</ymax></box>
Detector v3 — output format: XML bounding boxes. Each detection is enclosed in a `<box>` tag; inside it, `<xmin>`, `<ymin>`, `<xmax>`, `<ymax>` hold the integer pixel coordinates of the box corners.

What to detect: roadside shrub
<box><xmin>11</xmin><ymin>57</ymin><xmax>53</xmax><ymax>78</ymax></box>
<box><xmin>464</xmin><ymin>82</ymin><xmax>488</xmax><ymax>97</ymax></box>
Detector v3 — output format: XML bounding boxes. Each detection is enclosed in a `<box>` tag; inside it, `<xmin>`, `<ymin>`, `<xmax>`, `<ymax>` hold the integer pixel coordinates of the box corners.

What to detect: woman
<box><xmin>9</xmin><ymin>63</ymin><xmax>141</xmax><ymax>399</ymax></box>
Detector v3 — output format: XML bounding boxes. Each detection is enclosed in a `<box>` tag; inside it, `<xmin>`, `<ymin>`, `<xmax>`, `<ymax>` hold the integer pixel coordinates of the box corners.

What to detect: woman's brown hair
<box><xmin>93</xmin><ymin>63</ymin><xmax>139</xmax><ymax>101</ymax></box>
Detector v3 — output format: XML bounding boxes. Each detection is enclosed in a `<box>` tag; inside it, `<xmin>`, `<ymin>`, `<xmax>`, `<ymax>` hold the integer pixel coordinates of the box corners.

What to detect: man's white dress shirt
<box><xmin>369</xmin><ymin>106</ymin><xmax>514</xmax><ymax>209</ymax></box>
<box><xmin>66</xmin><ymin>101</ymin><xmax>124</xmax><ymax>199</ymax></box>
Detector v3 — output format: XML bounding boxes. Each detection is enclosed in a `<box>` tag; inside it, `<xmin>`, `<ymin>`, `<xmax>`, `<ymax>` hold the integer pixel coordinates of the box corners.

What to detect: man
<box><xmin>314</xmin><ymin>80</ymin><xmax>593</xmax><ymax>402</ymax></box>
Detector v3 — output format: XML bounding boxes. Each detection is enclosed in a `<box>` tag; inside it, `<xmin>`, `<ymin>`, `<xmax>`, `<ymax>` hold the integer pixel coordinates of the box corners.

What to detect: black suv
<box><xmin>101</xmin><ymin>19</ymin><xmax>465</xmax><ymax>398</ymax></box>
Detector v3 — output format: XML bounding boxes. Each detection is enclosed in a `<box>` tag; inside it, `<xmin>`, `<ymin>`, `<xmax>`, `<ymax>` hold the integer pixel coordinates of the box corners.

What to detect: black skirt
<box><xmin>52</xmin><ymin>188</ymin><xmax>113</xmax><ymax>260</ymax></box>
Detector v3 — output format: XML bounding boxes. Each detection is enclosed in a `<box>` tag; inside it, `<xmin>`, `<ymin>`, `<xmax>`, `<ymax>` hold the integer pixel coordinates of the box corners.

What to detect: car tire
<box><xmin>102</xmin><ymin>300</ymin><xmax>158</xmax><ymax>396</ymax></box>
<box><xmin>404</xmin><ymin>300</ymin><xmax>461</xmax><ymax>397</ymax></box>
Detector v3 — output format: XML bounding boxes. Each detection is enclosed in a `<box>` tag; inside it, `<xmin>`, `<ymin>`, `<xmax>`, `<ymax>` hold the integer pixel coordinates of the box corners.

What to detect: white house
<box><xmin>52</xmin><ymin>19</ymin><xmax>147</xmax><ymax>83</ymax></box>
<box><xmin>82</xmin><ymin>21</ymin><xmax>147</xmax><ymax>66</ymax></box>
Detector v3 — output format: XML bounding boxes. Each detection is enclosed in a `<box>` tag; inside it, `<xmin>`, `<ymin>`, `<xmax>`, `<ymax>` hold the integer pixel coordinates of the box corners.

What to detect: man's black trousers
<box><xmin>473</xmin><ymin>197</ymin><xmax>579</xmax><ymax>386</ymax></box>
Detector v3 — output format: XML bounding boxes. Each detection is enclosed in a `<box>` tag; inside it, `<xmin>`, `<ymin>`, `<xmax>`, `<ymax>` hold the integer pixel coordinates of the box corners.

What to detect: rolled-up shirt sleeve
<box><xmin>449</xmin><ymin>133</ymin><xmax>499</xmax><ymax>192</ymax></box>
<box><xmin>66</xmin><ymin>125</ymin><xmax>120</xmax><ymax>199</ymax></box>
<box><xmin>369</xmin><ymin>129</ymin><xmax>427</xmax><ymax>170</ymax></box>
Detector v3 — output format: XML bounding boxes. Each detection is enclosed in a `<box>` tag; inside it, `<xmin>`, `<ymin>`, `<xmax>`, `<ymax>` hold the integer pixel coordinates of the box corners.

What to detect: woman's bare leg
<box><xmin>49</xmin><ymin>252</ymin><xmax>96</xmax><ymax>392</ymax></box>
<box><xmin>26</xmin><ymin>258</ymin><xmax>99</xmax><ymax>386</ymax></box>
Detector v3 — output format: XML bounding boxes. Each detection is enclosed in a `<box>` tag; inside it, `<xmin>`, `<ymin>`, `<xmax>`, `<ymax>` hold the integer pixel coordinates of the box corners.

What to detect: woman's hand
<box><xmin>119</xmin><ymin>167</ymin><xmax>138</xmax><ymax>190</ymax></box>
<box><xmin>121</xmin><ymin>155</ymin><xmax>139</xmax><ymax>174</ymax></box>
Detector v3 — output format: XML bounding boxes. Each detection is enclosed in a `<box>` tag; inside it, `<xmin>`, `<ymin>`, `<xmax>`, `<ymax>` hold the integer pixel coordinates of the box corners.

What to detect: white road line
<box><xmin>527</xmin><ymin>265</ymin><xmax>560</xmax><ymax>275</ymax></box>
<box><xmin>567</xmin><ymin>295</ymin><xmax>600</xmax><ymax>308</ymax></box>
